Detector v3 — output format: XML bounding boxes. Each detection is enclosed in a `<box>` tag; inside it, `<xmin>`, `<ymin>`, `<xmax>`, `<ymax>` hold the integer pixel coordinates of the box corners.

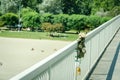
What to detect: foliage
<box><xmin>21</xmin><ymin>0</ymin><xmax>42</xmax><ymax>12</ymax></box>
<box><xmin>86</xmin><ymin>15</ymin><xmax>111</xmax><ymax>30</ymax></box>
<box><xmin>114</xmin><ymin>0</ymin><xmax>120</xmax><ymax>6</ymax></box>
<box><xmin>86</xmin><ymin>16</ymin><xmax>101</xmax><ymax>29</ymax></box>
<box><xmin>0</xmin><ymin>12</ymin><xmax>2</xmax><ymax>16</ymax></box>
<box><xmin>0</xmin><ymin>0</ymin><xmax>20</xmax><ymax>14</ymax></box>
<box><xmin>22</xmin><ymin>11</ymin><xmax>41</xmax><ymax>31</ymax></box>
<box><xmin>0</xmin><ymin>15</ymin><xmax>4</xmax><ymax>27</ymax></box>
<box><xmin>21</xmin><ymin>7</ymin><xmax>34</xmax><ymax>16</ymax></box>
<box><xmin>0</xmin><ymin>9</ymin><xmax>111</xmax><ymax>31</ymax></box>
<box><xmin>41</xmin><ymin>23</ymin><xmax>52</xmax><ymax>32</ymax></box>
<box><xmin>0</xmin><ymin>20</ymin><xmax>5</xmax><ymax>27</ymax></box>
<box><xmin>39</xmin><ymin>0</ymin><xmax>62</xmax><ymax>14</ymax></box>
<box><xmin>52</xmin><ymin>14</ymin><xmax>69</xmax><ymax>30</ymax></box>
<box><xmin>41</xmin><ymin>14</ymin><xmax>111</xmax><ymax>32</ymax></box>
<box><xmin>108</xmin><ymin>6</ymin><xmax>120</xmax><ymax>17</ymax></box>
<box><xmin>40</xmin><ymin>13</ymin><xmax>53</xmax><ymax>23</ymax></box>
<box><xmin>41</xmin><ymin>22</ymin><xmax>64</xmax><ymax>33</ymax></box>
<box><xmin>53</xmin><ymin>23</ymin><xmax>64</xmax><ymax>32</ymax></box>
<box><xmin>0</xmin><ymin>0</ymin><xmax>120</xmax><ymax>17</ymax></box>
<box><xmin>67</xmin><ymin>15</ymin><xmax>87</xmax><ymax>32</ymax></box>
<box><xmin>0</xmin><ymin>13</ymin><xmax>18</xmax><ymax>27</ymax></box>
<box><xmin>91</xmin><ymin>0</ymin><xmax>120</xmax><ymax>15</ymax></box>
<box><xmin>100</xmin><ymin>17</ymin><xmax>111</xmax><ymax>24</ymax></box>
<box><xmin>21</xmin><ymin>8</ymin><xmax>41</xmax><ymax>31</ymax></box>
<box><xmin>61</xmin><ymin>0</ymin><xmax>92</xmax><ymax>15</ymax></box>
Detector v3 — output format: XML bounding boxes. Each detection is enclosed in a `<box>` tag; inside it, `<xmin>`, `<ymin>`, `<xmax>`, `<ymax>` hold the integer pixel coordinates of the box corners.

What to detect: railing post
<box><xmin>48</xmin><ymin>66</ymin><xmax>51</xmax><ymax>80</ymax></box>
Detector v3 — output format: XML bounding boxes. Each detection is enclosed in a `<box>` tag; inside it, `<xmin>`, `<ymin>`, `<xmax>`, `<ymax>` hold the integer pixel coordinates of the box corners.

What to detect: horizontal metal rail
<box><xmin>10</xmin><ymin>41</ymin><xmax>78</xmax><ymax>80</ymax></box>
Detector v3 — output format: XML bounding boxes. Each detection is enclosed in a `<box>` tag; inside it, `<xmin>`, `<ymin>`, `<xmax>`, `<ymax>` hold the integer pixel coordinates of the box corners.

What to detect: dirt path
<box><xmin>0</xmin><ymin>37</ymin><xmax>71</xmax><ymax>80</ymax></box>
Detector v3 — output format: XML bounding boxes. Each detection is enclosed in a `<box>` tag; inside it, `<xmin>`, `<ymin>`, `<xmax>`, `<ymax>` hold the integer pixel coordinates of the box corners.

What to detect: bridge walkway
<box><xmin>87</xmin><ymin>28</ymin><xmax>120</xmax><ymax>80</ymax></box>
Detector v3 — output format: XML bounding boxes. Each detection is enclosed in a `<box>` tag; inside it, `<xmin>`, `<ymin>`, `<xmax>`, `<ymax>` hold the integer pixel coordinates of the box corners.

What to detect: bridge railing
<box><xmin>10</xmin><ymin>40</ymin><xmax>78</xmax><ymax>80</ymax></box>
<box><xmin>10</xmin><ymin>15</ymin><xmax>120</xmax><ymax>80</ymax></box>
<box><xmin>80</xmin><ymin>15</ymin><xmax>120</xmax><ymax>79</ymax></box>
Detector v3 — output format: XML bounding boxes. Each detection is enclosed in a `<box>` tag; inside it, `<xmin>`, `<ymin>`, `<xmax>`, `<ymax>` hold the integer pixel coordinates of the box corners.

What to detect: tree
<box><xmin>114</xmin><ymin>0</ymin><xmax>120</xmax><ymax>6</ymax></box>
<box><xmin>37</xmin><ymin>0</ymin><xmax>62</xmax><ymax>14</ymax></box>
<box><xmin>108</xmin><ymin>6</ymin><xmax>120</xmax><ymax>17</ymax></box>
<box><xmin>22</xmin><ymin>10</ymin><xmax>41</xmax><ymax>31</ymax></box>
<box><xmin>21</xmin><ymin>0</ymin><xmax>42</xmax><ymax>12</ymax></box>
<box><xmin>61</xmin><ymin>0</ymin><xmax>92</xmax><ymax>15</ymax></box>
<box><xmin>91</xmin><ymin>0</ymin><xmax>116</xmax><ymax>15</ymax></box>
<box><xmin>0</xmin><ymin>0</ymin><xmax>20</xmax><ymax>14</ymax></box>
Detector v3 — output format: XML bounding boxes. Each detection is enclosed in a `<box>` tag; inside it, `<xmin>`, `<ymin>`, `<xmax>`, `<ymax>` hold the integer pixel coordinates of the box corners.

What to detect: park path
<box><xmin>0</xmin><ymin>37</ymin><xmax>71</xmax><ymax>80</ymax></box>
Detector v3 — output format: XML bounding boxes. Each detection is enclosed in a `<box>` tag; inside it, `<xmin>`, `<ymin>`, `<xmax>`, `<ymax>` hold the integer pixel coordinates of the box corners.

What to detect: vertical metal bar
<box><xmin>74</xmin><ymin>51</ymin><xmax>77</xmax><ymax>80</ymax></box>
<box><xmin>48</xmin><ymin>67</ymin><xmax>51</xmax><ymax>80</ymax></box>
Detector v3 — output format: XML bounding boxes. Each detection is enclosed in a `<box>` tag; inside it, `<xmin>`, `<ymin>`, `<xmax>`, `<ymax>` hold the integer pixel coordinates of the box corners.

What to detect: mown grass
<box><xmin>0</xmin><ymin>31</ymin><xmax>78</xmax><ymax>41</ymax></box>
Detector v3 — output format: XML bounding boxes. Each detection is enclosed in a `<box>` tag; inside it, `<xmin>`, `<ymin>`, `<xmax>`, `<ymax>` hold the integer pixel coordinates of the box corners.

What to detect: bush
<box><xmin>108</xmin><ymin>6</ymin><xmax>120</xmax><ymax>17</ymax></box>
<box><xmin>0</xmin><ymin>13</ymin><xmax>18</xmax><ymax>27</ymax></box>
<box><xmin>40</xmin><ymin>13</ymin><xmax>53</xmax><ymax>23</ymax></box>
<box><xmin>0</xmin><ymin>12</ymin><xmax>2</xmax><ymax>16</ymax></box>
<box><xmin>41</xmin><ymin>23</ymin><xmax>52</xmax><ymax>32</ymax></box>
<box><xmin>22</xmin><ymin>11</ymin><xmax>41</xmax><ymax>31</ymax></box>
<box><xmin>40</xmin><ymin>14</ymin><xmax>111</xmax><ymax>32</ymax></box>
<box><xmin>67</xmin><ymin>15</ymin><xmax>87</xmax><ymax>32</ymax></box>
<box><xmin>54</xmin><ymin>23</ymin><xmax>64</xmax><ymax>32</ymax></box>
<box><xmin>41</xmin><ymin>22</ymin><xmax>64</xmax><ymax>33</ymax></box>
<box><xmin>100</xmin><ymin>17</ymin><xmax>111</xmax><ymax>24</ymax></box>
<box><xmin>52</xmin><ymin>14</ymin><xmax>69</xmax><ymax>31</ymax></box>
<box><xmin>86</xmin><ymin>15</ymin><xmax>111</xmax><ymax>30</ymax></box>
<box><xmin>0</xmin><ymin>20</ymin><xmax>5</xmax><ymax>27</ymax></box>
<box><xmin>86</xmin><ymin>16</ymin><xmax>101</xmax><ymax>29</ymax></box>
<box><xmin>0</xmin><ymin>16</ymin><xmax>4</xmax><ymax>27</ymax></box>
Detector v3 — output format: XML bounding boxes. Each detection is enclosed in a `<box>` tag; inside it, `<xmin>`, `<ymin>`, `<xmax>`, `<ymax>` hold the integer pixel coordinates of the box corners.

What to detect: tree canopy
<box><xmin>0</xmin><ymin>0</ymin><xmax>119</xmax><ymax>15</ymax></box>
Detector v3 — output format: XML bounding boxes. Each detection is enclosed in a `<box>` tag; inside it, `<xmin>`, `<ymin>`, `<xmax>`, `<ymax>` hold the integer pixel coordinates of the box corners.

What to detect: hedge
<box><xmin>0</xmin><ymin>12</ymin><xmax>111</xmax><ymax>32</ymax></box>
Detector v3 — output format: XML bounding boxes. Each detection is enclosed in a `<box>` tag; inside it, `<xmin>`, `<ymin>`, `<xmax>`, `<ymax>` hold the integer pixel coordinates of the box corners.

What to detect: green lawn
<box><xmin>0</xmin><ymin>31</ymin><xmax>78</xmax><ymax>41</ymax></box>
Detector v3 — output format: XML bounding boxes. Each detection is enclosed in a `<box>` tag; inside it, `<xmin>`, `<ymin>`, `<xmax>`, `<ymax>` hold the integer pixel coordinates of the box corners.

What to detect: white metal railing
<box><xmin>80</xmin><ymin>15</ymin><xmax>120</xmax><ymax>80</ymax></box>
<box><xmin>10</xmin><ymin>41</ymin><xmax>78</xmax><ymax>80</ymax></box>
<box><xmin>10</xmin><ymin>15</ymin><xmax>120</xmax><ymax>80</ymax></box>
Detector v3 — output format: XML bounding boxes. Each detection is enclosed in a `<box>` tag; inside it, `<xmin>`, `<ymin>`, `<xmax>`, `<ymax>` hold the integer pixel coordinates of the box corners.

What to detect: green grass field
<box><xmin>0</xmin><ymin>31</ymin><xmax>78</xmax><ymax>41</ymax></box>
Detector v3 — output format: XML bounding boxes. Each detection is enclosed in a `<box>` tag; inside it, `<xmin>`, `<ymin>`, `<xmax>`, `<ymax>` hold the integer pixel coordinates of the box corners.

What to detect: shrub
<box><xmin>0</xmin><ymin>20</ymin><xmax>5</xmax><ymax>27</ymax></box>
<box><xmin>54</xmin><ymin>23</ymin><xmax>64</xmax><ymax>32</ymax></box>
<box><xmin>108</xmin><ymin>6</ymin><xmax>120</xmax><ymax>17</ymax></box>
<box><xmin>0</xmin><ymin>16</ymin><xmax>4</xmax><ymax>27</ymax></box>
<box><xmin>0</xmin><ymin>12</ymin><xmax>2</xmax><ymax>16</ymax></box>
<box><xmin>86</xmin><ymin>15</ymin><xmax>111</xmax><ymax>30</ymax></box>
<box><xmin>100</xmin><ymin>17</ymin><xmax>111</xmax><ymax>24</ymax></box>
<box><xmin>22</xmin><ymin>11</ymin><xmax>41</xmax><ymax>31</ymax></box>
<box><xmin>41</xmin><ymin>23</ymin><xmax>52</xmax><ymax>32</ymax></box>
<box><xmin>0</xmin><ymin>13</ymin><xmax>18</xmax><ymax>27</ymax></box>
<box><xmin>67</xmin><ymin>15</ymin><xmax>87</xmax><ymax>32</ymax></box>
<box><xmin>40</xmin><ymin>13</ymin><xmax>53</xmax><ymax>23</ymax></box>
<box><xmin>53</xmin><ymin>14</ymin><xmax>69</xmax><ymax>31</ymax></box>
<box><xmin>86</xmin><ymin>16</ymin><xmax>101</xmax><ymax>29</ymax></box>
<box><xmin>41</xmin><ymin>22</ymin><xmax>64</xmax><ymax>33</ymax></box>
<box><xmin>41</xmin><ymin>14</ymin><xmax>111</xmax><ymax>32</ymax></box>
